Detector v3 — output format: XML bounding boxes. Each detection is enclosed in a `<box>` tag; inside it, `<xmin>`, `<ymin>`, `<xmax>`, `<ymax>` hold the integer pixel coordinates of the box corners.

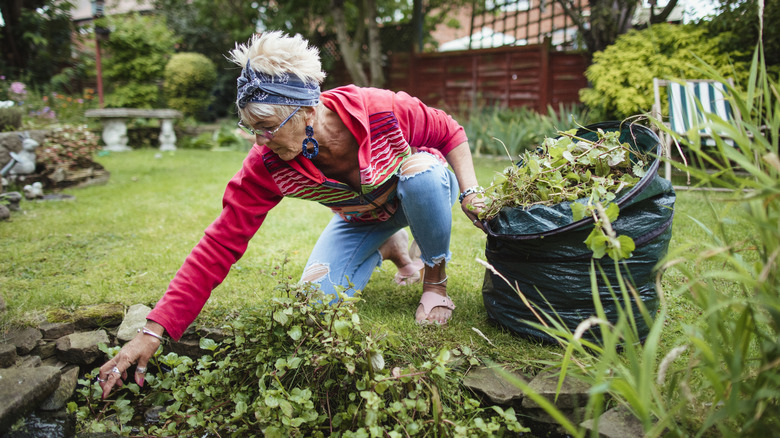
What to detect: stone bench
<box><xmin>85</xmin><ymin>108</ymin><xmax>183</xmax><ymax>152</ymax></box>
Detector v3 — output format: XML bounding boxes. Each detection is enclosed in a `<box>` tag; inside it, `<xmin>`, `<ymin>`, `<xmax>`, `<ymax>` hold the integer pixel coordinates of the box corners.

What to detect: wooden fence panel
<box><xmin>385</xmin><ymin>43</ymin><xmax>588</xmax><ymax>114</ymax></box>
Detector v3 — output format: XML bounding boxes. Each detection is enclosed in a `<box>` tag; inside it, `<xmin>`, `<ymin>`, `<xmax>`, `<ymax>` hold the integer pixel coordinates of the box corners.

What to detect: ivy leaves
<box><xmin>73</xmin><ymin>283</ymin><xmax>528</xmax><ymax>436</ymax></box>
<box><xmin>483</xmin><ymin>128</ymin><xmax>650</xmax><ymax>260</ymax></box>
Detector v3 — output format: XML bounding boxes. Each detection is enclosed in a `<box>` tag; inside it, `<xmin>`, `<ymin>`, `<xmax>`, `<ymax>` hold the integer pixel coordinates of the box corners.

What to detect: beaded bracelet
<box><xmin>459</xmin><ymin>185</ymin><xmax>484</xmax><ymax>203</ymax></box>
<box><xmin>138</xmin><ymin>327</ymin><xmax>166</xmax><ymax>343</ymax></box>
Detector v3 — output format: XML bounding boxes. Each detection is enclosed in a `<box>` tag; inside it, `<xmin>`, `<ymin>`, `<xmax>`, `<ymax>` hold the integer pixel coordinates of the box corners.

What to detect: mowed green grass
<box><xmin>0</xmin><ymin>148</ymin><xmax>740</xmax><ymax>365</ymax></box>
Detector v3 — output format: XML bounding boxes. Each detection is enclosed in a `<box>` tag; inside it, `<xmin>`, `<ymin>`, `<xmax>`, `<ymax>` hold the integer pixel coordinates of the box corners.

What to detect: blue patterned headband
<box><xmin>236</xmin><ymin>60</ymin><xmax>320</xmax><ymax>109</ymax></box>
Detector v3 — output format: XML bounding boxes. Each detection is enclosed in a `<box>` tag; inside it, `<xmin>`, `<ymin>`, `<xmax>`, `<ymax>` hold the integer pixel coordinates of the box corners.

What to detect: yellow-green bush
<box><xmin>580</xmin><ymin>24</ymin><xmax>749</xmax><ymax>120</ymax></box>
<box><xmin>163</xmin><ymin>53</ymin><xmax>217</xmax><ymax>120</ymax></box>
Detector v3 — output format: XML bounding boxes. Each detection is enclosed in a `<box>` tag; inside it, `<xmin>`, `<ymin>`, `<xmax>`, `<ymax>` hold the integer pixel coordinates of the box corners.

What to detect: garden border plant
<box><xmin>72</xmin><ymin>279</ymin><xmax>529</xmax><ymax>437</ymax></box>
<box><xmin>490</xmin><ymin>38</ymin><xmax>780</xmax><ymax>436</ymax></box>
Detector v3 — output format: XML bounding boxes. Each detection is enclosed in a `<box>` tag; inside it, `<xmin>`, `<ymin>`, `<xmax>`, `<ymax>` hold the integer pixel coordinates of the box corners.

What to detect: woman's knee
<box><xmin>399</xmin><ymin>153</ymin><xmax>441</xmax><ymax>178</ymax></box>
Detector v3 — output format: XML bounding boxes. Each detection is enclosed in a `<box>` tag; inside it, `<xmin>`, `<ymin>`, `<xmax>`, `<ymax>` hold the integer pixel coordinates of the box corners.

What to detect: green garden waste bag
<box><xmin>481</xmin><ymin>121</ymin><xmax>675</xmax><ymax>343</ymax></box>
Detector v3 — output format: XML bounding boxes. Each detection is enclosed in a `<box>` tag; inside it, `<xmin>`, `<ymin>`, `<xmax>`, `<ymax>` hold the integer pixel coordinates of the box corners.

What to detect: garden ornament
<box><xmin>7</xmin><ymin>132</ymin><xmax>39</xmax><ymax>176</ymax></box>
<box><xmin>0</xmin><ymin>152</ymin><xmax>20</xmax><ymax>177</ymax></box>
<box><xmin>22</xmin><ymin>182</ymin><xmax>43</xmax><ymax>199</ymax></box>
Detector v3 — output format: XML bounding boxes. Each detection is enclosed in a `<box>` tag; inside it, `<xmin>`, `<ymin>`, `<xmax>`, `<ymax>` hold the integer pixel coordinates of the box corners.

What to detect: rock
<box><xmin>31</xmin><ymin>339</ymin><xmax>57</xmax><ymax>360</ymax></box>
<box><xmin>521</xmin><ymin>371</ymin><xmax>591</xmax><ymax>410</ymax></box>
<box><xmin>0</xmin><ymin>366</ymin><xmax>61</xmax><ymax>433</ymax></box>
<box><xmin>462</xmin><ymin>365</ymin><xmax>528</xmax><ymax>405</ymax></box>
<box><xmin>166</xmin><ymin>338</ymin><xmax>203</xmax><ymax>359</ymax></box>
<box><xmin>39</xmin><ymin>322</ymin><xmax>75</xmax><ymax>340</ymax></box>
<box><xmin>15</xmin><ymin>355</ymin><xmax>42</xmax><ymax>368</ymax></box>
<box><xmin>0</xmin><ymin>204</ymin><xmax>9</xmax><ymax>220</ymax></box>
<box><xmin>39</xmin><ymin>366</ymin><xmax>80</xmax><ymax>411</ymax></box>
<box><xmin>46</xmin><ymin>303</ymin><xmax>124</xmax><ymax>329</ymax></box>
<box><xmin>144</xmin><ymin>405</ymin><xmax>166</xmax><ymax>424</ymax></box>
<box><xmin>41</xmin><ymin>357</ymin><xmax>68</xmax><ymax>370</ymax></box>
<box><xmin>6</xmin><ymin>327</ymin><xmax>43</xmax><ymax>356</ymax></box>
<box><xmin>0</xmin><ymin>191</ymin><xmax>21</xmax><ymax>211</ymax></box>
<box><xmin>580</xmin><ymin>405</ymin><xmax>646</xmax><ymax>438</ymax></box>
<box><xmin>116</xmin><ymin>304</ymin><xmax>151</xmax><ymax>342</ymax></box>
<box><xmin>55</xmin><ymin>330</ymin><xmax>110</xmax><ymax>365</ymax></box>
<box><xmin>0</xmin><ymin>343</ymin><xmax>17</xmax><ymax>368</ymax></box>
<box><xmin>197</xmin><ymin>326</ymin><xmax>229</xmax><ymax>343</ymax></box>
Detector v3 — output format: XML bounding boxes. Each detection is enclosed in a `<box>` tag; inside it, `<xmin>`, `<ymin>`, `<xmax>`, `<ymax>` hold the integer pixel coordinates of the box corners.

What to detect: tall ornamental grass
<box><xmin>495</xmin><ymin>40</ymin><xmax>779</xmax><ymax>436</ymax></box>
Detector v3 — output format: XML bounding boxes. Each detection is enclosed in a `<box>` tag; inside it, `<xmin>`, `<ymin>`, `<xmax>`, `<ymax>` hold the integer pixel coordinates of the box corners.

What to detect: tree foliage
<box><xmin>580</xmin><ymin>23</ymin><xmax>748</xmax><ymax>120</ymax></box>
<box><xmin>0</xmin><ymin>0</ymin><xmax>76</xmax><ymax>88</ymax></box>
<box><xmin>705</xmin><ymin>0</ymin><xmax>780</xmax><ymax>66</ymax></box>
<box><xmin>99</xmin><ymin>13</ymin><xmax>177</xmax><ymax>109</ymax></box>
<box><xmin>556</xmin><ymin>0</ymin><xmax>679</xmax><ymax>56</ymax></box>
<box><xmin>153</xmin><ymin>0</ymin><xmax>258</xmax><ymax>118</ymax></box>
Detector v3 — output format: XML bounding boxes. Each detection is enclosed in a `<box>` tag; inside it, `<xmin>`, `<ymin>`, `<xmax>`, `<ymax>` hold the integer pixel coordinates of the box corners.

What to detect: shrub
<box><xmin>580</xmin><ymin>23</ymin><xmax>749</xmax><ymax>120</ymax></box>
<box><xmin>100</xmin><ymin>13</ymin><xmax>177</xmax><ymax>108</ymax></box>
<box><xmin>460</xmin><ymin>104</ymin><xmax>592</xmax><ymax>156</ymax></box>
<box><xmin>0</xmin><ymin>105</ymin><xmax>23</xmax><ymax>132</ymax></box>
<box><xmin>163</xmin><ymin>53</ymin><xmax>217</xmax><ymax>120</ymax></box>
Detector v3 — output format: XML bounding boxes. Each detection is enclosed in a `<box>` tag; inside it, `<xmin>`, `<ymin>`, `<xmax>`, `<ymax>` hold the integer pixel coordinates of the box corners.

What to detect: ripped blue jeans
<box><xmin>301</xmin><ymin>152</ymin><xmax>459</xmax><ymax>298</ymax></box>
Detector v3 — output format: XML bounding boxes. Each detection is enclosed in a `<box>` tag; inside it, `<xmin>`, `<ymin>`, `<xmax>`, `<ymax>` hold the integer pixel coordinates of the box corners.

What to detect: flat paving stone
<box><xmin>0</xmin><ymin>366</ymin><xmax>61</xmax><ymax>433</ymax></box>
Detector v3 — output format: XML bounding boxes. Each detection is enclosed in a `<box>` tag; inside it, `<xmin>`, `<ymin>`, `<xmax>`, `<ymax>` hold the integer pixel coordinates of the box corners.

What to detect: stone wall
<box><xmin>0</xmin><ymin>302</ymin><xmax>225</xmax><ymax>436</ymax></box>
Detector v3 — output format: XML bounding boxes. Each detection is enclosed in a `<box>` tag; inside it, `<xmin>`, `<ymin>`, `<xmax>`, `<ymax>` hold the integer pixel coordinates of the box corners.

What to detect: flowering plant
<box><xmin>9</xmin><ymin>81</ymin><xmax>27</xmax><ymax>102</ymax></box>
<box><xmin>39</xmin><ymin>125</ymin><xmax>101</xmax><ymax>169</ymax></box>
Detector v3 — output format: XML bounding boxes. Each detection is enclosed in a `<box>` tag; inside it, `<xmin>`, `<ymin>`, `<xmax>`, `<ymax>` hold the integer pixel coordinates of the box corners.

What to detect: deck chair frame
<box><xmin>652</xmin><ymin>77</ymin><xmax>739</xmax><ymax>181</ymax></box>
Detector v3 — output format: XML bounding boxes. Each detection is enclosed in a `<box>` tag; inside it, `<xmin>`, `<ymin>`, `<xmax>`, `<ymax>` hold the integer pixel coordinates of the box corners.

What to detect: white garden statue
<box><xmin>8</xmin><ymin>132</ymin><xmax>39</xmax><ymax>175</ymax></box>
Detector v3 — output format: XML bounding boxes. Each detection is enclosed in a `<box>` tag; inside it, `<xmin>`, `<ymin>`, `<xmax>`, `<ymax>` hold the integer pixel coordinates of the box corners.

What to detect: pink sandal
<box><xmin>416</xmin><ymin>291</ymin><xmax>456</xmax><ymax>325</ymax></box>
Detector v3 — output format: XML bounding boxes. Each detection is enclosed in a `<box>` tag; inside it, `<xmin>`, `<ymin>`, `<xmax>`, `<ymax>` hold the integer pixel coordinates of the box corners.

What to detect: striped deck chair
<box><xmin>652</xmin><ymin>78</ymin><xmax>738</xmax><ymax>180</ymax></box>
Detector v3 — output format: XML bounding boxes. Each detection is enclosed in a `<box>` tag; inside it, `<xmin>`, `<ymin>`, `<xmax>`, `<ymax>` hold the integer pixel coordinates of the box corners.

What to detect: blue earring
<box><xmin>301</xmin><ymin>125</ymin><xmax>319</xmax><ymax>159</ymax></box>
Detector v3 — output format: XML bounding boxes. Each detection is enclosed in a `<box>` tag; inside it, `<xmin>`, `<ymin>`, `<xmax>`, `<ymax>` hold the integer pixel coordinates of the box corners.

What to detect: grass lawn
<box><xmin>0</xmin><ymin>148</ymin><xmax>742</xmax><ymax>368</ymax></box>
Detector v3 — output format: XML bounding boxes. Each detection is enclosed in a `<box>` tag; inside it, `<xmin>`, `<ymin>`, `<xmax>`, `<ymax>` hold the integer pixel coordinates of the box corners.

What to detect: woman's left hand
<box><xmin>461</xmin><ymin>193</ymin><xmax>486</xmax><ymax>232</ymax></box>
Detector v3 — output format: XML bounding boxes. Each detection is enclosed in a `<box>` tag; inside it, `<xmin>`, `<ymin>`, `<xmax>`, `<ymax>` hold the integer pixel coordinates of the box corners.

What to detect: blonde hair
<box><xmin>229</xmin><ymin>31</ymin><xmax>326</xmax><ymax>123</ymax></box>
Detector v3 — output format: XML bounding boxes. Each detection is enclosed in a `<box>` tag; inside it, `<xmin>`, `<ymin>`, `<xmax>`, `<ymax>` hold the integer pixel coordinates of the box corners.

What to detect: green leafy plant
<box><xmin>72</xmin><ymin>281</ymin><xmax>529</xmax><ymax>436</ymax></box>
<box><xmin>459</xmin><ymin>104</ymin><xmax>592</xmax><ymax>157</ymax></box>
<box><xmin>0</xmin><ymin>105</ymin><xmax>23</xmax><ymax>132</ymax></box>
<box><xmin>581</xmin><ymin>23</ymin><xmax>750</xmax><ymax>120</ymax></box>
<box><xmin>481</xmin><ymin>128</ymin><xmax>649</xmax><ymax>260</ymax></box>
<box><xmin>39</xmin><ymin>125</ymin><xmax>101</xmax><ymax>170</ymax></box>
<box><xmin>99</xmin><ymin>13</ymin><xmax>178</xmax><ymax>109</ymax></box>
<box><xmin>500</xmin><ymin>40</ymin><xmax>780</xmax><ymax>436</ymax></box>
<box><xmin>163</xmin><ymin>53</ymin><xmax>217</xmax><ymax>120</ymax></box>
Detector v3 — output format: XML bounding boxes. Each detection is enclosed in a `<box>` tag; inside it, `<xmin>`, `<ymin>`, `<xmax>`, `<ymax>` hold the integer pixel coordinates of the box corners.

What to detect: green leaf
<box><xmin>604</xmin><ymin>202</ymin><xmax>620</xmax><ymax>222</ymax></box>
<box><xmin>333</xmin><ymin>320</ymin><xmax>351</xmax><ymax>338</ymax></box>
<box><xmin>585</xmin><ymin>227</ymin><xmax>609</xmax><ymax>259</ymax></box>
<box><xmin>234</xmin><ymin>401</ymin><xmax>247</xmax><ymax>417</ymax></box>
<box><xmin>273</xmin><ymin>310</ymin><xmax>289</xmax><ymax>326</ymax></box>
<box><xmin>199</xmin><ymin>338</ymin><xmax>218</xmax><ymax>351</ymax></box>
<box><xmin>571</xmin><ymin>202</ymin><xmax>588</xmax><ymax>221</ymax></box>
<box><xmin>369</xmin><ymin>351</ymin><xmax>385</xmax><ymax>371</ymax></box>
<box><xmin>287</xmin><ymin>325</ymin><xmax>302</xmax><ymax>341</ymax></box>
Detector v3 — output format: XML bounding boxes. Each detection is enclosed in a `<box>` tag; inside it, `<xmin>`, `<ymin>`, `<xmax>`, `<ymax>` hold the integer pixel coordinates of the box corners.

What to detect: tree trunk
<box><xmin>556</xmin><ymin>0</ymin><xmax>640</xmax><ymax>55</ymax></box>
<box><xmin>331</xmin><ymin>0</ymin><xmax>369</xmax><ymax>87</ymax></box>
<box><xmin>364</xmin><ymin>0</ymin><xmax>385</xmax><ymax>87</ymax></box>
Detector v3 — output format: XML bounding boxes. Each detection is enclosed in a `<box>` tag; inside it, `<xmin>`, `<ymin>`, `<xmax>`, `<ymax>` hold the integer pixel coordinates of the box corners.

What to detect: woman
<box><xmin>97</xmin><ymin>31</ymin><xmax>485</xmax><ymax>398</ymax></box>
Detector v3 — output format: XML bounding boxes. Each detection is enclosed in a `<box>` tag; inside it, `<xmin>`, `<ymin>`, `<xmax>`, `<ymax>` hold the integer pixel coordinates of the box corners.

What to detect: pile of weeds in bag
<box><xmin>479</xmin><ymin>121</ymin><xmax>675</xmax><ymax>342</ymax></box>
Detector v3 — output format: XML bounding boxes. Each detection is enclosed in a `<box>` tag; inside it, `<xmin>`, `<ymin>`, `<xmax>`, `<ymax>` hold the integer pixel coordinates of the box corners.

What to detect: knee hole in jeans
<box><xmin>302</xmin><ymin>263</ymin><xmax>329</xmax><ymax>283</ymax></box>
<box><xmin>399</xmin><ymin>153</ymin><xmax>439</xmax><ymax>177</ymax></box>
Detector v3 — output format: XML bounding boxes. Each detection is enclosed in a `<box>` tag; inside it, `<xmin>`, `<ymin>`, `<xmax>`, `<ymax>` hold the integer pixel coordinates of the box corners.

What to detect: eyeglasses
<box><xmin>238</xmin><ymin>106</ymin><xmax>301</xmax><ymax>140</ymax></box>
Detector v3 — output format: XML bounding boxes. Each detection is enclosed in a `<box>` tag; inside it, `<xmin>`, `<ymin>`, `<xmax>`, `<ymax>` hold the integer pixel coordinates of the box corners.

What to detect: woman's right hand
<box><xmin>97</xmin><ymin>321</ymin><xmax>165</xmax><ymax>399</ymax></box>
